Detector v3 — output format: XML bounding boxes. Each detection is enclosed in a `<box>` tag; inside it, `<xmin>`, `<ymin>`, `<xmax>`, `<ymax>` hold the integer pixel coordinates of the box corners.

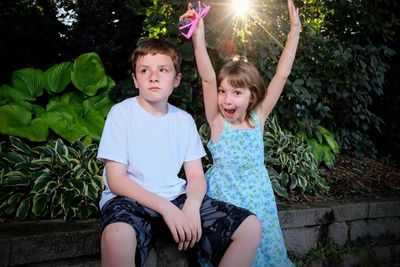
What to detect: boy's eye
<box><xmin>140</xmin><ymin>69</ymin><xmax>148</xmax><ymax>73</ymax></box>
<box><xmin>160</xmin><ymin>68</ymin><xmax>168</xmax><ymax>72</ymax></box>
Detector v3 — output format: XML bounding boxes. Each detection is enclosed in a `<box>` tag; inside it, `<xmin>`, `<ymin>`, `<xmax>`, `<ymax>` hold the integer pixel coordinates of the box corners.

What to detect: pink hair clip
<box><xmin>179</xmin><ymin>1</ymin><xmax>211</xmax><ymax>39</ymax></box>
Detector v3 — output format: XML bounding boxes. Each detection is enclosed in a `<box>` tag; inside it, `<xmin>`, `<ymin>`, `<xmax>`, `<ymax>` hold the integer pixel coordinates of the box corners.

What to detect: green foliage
<box><xmin>299</xmin><ymin>125</ymin><xmax>340</xmax><ymax>167</ymax></box>
<box><xmin>0</xmin><ymin>136</ymin><xmax>103</xmax><ymax>221</ymax></box>
<box><xmin>264</xmin><ymin>116</ymin><xmax>329</xmax><ymax>197</ymax></box>
<box><xmin>0</xmin><ymin>53</ymin><xmax>115</xmax><ymax>144</ymax></box>
<box><xmin>199</xmin><ymin>118</ymin><xmax>328</xmax><ymax>198</ymax></box>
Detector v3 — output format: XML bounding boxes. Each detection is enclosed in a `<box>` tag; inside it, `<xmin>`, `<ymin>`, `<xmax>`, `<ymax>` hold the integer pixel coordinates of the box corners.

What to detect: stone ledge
<box><xmin>1</xmin><ymin>197</ymin><xmax>399</xmax><ymax>266</ymax></box>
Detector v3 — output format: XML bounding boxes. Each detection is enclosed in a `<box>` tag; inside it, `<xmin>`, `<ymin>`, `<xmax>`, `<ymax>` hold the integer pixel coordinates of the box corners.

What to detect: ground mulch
<box><xmin>286</xmin><ymin>151</ymin><xmax>400</xmax><ymax>202</ymax></box>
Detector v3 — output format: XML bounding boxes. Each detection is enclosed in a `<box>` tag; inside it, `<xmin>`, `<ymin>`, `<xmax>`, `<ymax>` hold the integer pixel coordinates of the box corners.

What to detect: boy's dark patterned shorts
<box><xmin>101</xmin><ymin>194</ymin><xmax>253</xmax><ymax>266</ymax></box>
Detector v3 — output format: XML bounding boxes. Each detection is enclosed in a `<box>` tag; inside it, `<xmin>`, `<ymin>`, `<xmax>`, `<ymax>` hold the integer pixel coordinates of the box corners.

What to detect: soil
<box><xmin>287</xmin><ymin>151</ymin><xmax>400</xmax><ymax>202</ymax></box>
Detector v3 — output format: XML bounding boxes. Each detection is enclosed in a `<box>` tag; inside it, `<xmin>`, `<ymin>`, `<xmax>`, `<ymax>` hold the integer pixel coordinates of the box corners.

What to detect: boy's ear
<box><xmin>174</xmin><ymin>73</ymin><xmax>182</xmax><ymax>88</ymax></box>
<box><xmin>132</xmin><ymin>73</ymin><xmax>139</xmax><ymax>88</ymax></box>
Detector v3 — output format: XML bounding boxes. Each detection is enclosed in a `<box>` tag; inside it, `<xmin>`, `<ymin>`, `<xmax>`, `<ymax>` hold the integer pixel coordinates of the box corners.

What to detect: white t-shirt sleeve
<box><xmin>184</xmin><ymin>118</ymin><xmax>206</xmax><ymax>162</ymax></box>
<box><xmin>97</xmin><ymin>105</ymin><xmax>128</xmax><ymax>165</ymax></box>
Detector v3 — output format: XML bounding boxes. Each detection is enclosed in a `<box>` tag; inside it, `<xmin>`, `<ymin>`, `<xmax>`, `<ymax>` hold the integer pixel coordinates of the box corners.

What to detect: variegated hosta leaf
<box><xmin>2</xmin><ymin>171</ymin><xmax>30</xmax><ymax>187</ymax></box>
<box><xmin>32</xmin><ymin>193</ymin><xmax>48</xmax><ymax>217</ymax></box>
<box><xmin>87</xmin><ymin>159</ymin><xmax>99</xmax><ymax>175</ymax></box>
<box><xmin>16</xmin><ymin>197</ymin><xmax>31</xmax><ymax>220</ymax></box>
<box><xmin>5</xmin><ymin>193</ymin><xmax>24</xmax><ymax>214</ymax></box>
<box><xmin>31</xmin><ymin>172</ymin><xmax>53</xmax><ymax>193</ymax></box>
<box><xmin>10</xmin><ymin>136</ymin><xmax>32</xmax><ymax>154</ymax></box>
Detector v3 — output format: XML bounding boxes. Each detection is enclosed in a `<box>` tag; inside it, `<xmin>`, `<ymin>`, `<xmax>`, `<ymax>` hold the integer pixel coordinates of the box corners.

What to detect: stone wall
<box><xmin>0</xmin><ymin>197</ymin><xmax>399</xmax><ymax>267</ymax></box>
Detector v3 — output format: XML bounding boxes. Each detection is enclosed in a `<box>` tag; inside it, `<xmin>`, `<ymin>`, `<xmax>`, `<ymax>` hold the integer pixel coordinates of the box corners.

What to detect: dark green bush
<box><xmin>0</xmin><ymin>136</ymin><xmax>103</xmax><ymax>220</ymax></box>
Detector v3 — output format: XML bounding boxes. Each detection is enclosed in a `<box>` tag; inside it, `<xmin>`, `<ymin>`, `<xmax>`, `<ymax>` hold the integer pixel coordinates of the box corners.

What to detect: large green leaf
<box><xmin>82</xmin><ymin>94</ymin><xmax>113</xmax><ymax>117</ymax></box>
<box><xmin>45</xmin><ymin>62</ymin><xmax>73</xmax><ymax>93</ymax></box>
<box><xmin>71</xmin><ymin>52</ymin><xmax>108</xmax><ymax>96</ymax></box>
<box><xmin>1</xmin><ymin>118</ymin><xmax>49</xmax><ymax>142</ymax></box>
<box><xmin>12</xmin><ymin>68</ymin><xmax>46</xmax><ymax>98</ymax></box>
<box><xmin>0</xmin><ymin>84</ymin><xmax>36</xmax><ymax>103</ymax></box>
<box><xmin>0</xmin><ymin>103</ymin><xmax>32</xmax><ymax>128</ymax></box>
<box><xmin>83</xmin><ymin>109</ymin><xmax>105</xmax><ymax>141</ymax></box>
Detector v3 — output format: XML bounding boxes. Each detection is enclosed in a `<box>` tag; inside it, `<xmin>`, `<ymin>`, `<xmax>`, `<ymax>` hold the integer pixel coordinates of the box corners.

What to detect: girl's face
<box><xmin>217</xmin><ymin>78</ymin><xmax>252</xmax><ymax>126</ymax></box>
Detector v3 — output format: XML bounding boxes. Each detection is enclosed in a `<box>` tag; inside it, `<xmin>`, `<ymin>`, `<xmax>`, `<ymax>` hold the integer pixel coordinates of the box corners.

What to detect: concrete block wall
<box><xmin>0</xmin><ymin>197</ymin><xmax>399</xmax><ymax>267</ymax></box>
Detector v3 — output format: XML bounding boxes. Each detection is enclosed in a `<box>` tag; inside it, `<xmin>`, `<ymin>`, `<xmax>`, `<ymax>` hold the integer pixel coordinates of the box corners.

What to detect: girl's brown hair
<box><xmin>217</xmin><ymin>60</ymin><xmax>266</xmax><ymax>126</ymax></box>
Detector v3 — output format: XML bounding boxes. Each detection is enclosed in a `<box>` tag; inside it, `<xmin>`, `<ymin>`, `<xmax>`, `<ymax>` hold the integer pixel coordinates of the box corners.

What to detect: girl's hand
<box><xmin>179</xmin><ymin>3</ymin><xmax>205</xmax><ymax>39</ymax></box>
<box><xmin>288</xmin><ymin>0</ymin><xmax>301</xmax><ymax>33</ymax></box>
<box><xmin>179</xmin><ymin>3</ymin><xmax>196</xmax><ymax>22</ymax></box>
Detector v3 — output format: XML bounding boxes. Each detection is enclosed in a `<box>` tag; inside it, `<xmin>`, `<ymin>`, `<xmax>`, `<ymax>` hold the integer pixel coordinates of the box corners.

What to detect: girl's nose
<box><xmin>224</xmin><ymin>94</ymin><xmax>232</xmax><ymax>104</ymax></box>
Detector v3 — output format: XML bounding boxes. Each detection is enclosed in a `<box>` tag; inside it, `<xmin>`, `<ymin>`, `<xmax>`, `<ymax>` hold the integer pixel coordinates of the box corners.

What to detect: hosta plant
<box><xmin>0</xmin><ymin>52</ymin><xmax>115</xmax><ymax>144</ymax></box>
<box><xmin>265</xmin><ymin>116</ymin><xmax>329</xmax><ymax>197</ymax></box>
<box><xmin>0</xmin><ymin>136</ymin><xmax>103</xmax><ymax>221</ymax></box>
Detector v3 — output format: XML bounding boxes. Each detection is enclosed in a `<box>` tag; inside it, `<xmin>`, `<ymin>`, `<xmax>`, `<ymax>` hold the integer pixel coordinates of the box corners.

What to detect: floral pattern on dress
<box><xmin>206</xmin><ymin>112</ymin><xmax>295</xmax><ymax>267</ymax></box>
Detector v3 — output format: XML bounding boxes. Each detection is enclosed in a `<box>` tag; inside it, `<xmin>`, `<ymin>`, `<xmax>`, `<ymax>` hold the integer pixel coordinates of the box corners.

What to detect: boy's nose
<box><xmin>149</xmin><ymin>72</ymin><xmax>159</xmax><ymax>83</ymax></box>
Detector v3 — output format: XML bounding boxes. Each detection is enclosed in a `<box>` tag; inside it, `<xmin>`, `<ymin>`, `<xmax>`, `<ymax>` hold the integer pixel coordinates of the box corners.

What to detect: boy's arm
<box><xmin>106</xmin><ymin>160</ymin><xmax>196</xmax><ymax>248</ymax></box>
<box><xmin>182</xmin><ymin>7</ymin><xmax>219</xmax><ymax>125</ymax></box>
<box><xmin>181</xmin><ymin>159</ymin><xmax>207</xmax><ymax>248</ymax></box>
<box><xmin>258</xmin><ymin>0</ymin><xmax>301</xmax><ymax>122</ymax></box>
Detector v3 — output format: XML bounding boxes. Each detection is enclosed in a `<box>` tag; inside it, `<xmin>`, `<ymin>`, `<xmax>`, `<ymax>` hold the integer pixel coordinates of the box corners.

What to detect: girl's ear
<box><xmin>174</xmin><ymin>73</ymin><xmax>182</xmax><ymax>88</ymax></box>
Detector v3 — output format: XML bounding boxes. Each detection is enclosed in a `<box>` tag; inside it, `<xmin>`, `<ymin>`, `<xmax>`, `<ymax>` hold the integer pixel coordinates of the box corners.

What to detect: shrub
<box><xmin>0</xmin><ymin>136</ymin><xmax>103</xmax><ymax>220</ymax></box>
<box><xmin>0</xmin><ymin>52</ymin><xmax>115</xmax><ymax>144</ymax></box>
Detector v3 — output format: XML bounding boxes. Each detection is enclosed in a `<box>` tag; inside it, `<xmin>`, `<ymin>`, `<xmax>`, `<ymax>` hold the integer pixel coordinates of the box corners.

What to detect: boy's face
<box><xmin>132</xmin><ymin>53</ymin><xmax>181</xmax><ymax>104</ymax></box>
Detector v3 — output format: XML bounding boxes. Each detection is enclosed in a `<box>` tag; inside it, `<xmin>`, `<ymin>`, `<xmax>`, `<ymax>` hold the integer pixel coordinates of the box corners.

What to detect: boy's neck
<box><xmin>136</xmin><ymin>96</ymin><xmax>168</xmax><ymax>116</ymax></box>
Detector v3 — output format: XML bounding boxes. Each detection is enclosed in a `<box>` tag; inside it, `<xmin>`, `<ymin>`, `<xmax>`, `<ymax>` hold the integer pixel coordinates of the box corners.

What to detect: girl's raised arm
<box><xmin>258</xmin><ymin>0</ymin><xmax>301</xmax><ymax>123</ymax></box>
<box><xmin>180</xmin><ymin>5</ymin><xmax>219</xmax><ymax>125</ymax></box>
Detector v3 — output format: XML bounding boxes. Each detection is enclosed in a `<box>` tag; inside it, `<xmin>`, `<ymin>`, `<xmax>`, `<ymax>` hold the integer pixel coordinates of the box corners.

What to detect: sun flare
<box><xmin>232</xmin><ymin>0</ymin><xmax>250</xmax><ymax>17</ymax></box>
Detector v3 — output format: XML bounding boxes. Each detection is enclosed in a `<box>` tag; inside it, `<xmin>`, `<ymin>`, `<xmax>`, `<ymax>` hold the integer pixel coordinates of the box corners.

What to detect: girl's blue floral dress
<box><xmin>205</xmin><ymin>112</ymin><xmax>294</xmax><ymax>267</ymax></box>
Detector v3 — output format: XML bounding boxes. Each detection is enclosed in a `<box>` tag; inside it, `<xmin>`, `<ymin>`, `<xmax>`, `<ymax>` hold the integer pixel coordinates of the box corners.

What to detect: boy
<box><xmin>98</xmin><ymin>39</ymin><xmax>261</xmax><ymax>267</ymax></box>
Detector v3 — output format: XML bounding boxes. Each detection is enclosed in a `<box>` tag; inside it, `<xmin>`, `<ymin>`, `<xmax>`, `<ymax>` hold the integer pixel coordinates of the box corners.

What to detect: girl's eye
<box><xmin>234</xmin><ymin>91</ymin><xmax>242</xmax><ymax>96</ymax></box>
<box><xmin>140</xmin><ymin>69</ymin><xmax>148</xmax><ymax>73</ymax></box>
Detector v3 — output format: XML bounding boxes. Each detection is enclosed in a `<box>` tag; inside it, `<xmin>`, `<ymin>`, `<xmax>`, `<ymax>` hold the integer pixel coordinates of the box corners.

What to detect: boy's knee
<box><xmin>102</xmin><ymin>222</ymin><xmax>137</xmax><ymax>248</ymax></box>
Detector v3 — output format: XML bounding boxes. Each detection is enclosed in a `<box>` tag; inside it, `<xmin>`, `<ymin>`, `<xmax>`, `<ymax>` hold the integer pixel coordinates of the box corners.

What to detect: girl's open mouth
<box><xmin>225</xmin><ymin>109</ymin><xmax>236</xmax><ymax>117</ymax></box>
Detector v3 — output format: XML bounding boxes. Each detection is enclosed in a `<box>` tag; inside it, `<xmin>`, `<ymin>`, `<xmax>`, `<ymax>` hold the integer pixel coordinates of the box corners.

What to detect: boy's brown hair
<box><xmin>131</xmin><ymin>39</ymin><xmax>182</xmax><ymax>76</ymax></box>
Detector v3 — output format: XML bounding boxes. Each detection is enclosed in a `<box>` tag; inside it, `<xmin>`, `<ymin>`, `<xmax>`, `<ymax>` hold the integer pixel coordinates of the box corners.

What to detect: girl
<box><xmin>181</xmin><ymin>0</ymin><xmax>300</xmax><ymax>266</ymax></box>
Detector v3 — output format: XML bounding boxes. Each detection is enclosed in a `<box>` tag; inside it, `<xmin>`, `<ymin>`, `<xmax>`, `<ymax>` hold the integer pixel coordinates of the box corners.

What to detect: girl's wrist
<box><xmin>289</xmin><ymin>28</ymin><xmax>301</xmax><ymax>37</ymax></box>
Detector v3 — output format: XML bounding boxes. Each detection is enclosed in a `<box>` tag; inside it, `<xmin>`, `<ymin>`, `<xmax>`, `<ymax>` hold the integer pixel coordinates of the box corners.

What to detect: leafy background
<box><xmin>0</xmin><ymin>0</ymin><xmax>399</xmax><ymax>220</ymax></box>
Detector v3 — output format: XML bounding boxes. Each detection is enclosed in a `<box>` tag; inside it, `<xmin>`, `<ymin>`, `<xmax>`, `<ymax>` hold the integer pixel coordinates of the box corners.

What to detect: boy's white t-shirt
<box><xmin>98</xmin><ymin>97</ymin><xmax>206</xmax><ymax>209</ymax></box>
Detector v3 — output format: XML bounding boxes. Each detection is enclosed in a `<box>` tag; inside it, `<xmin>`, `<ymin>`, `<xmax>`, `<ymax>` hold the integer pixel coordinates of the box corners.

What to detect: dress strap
<box><xmin>250</xmin><ymin>111</ymin><xmax>260</xmax><ymax>129</ymax></box>
<box><xmin>223</xmin><ymin>118</ymin><xmax>231</xmax><ymax>129</ymax></box>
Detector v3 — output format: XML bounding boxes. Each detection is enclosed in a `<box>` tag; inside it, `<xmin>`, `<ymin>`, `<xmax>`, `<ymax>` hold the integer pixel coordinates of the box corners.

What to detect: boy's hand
<box><xmin>288</xmin><ymin>0</ymin><xmax>301</xmax><ymax>33</ymax></box>
<box><xmin>181</xmin><ymin>199</ymin><xmax>202</xmax><ymax>249</ymax></box>
<box><xmin>161</xmin><ymin>202</ymin><xmax>196</xmax><ymax>250</ymax></box>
